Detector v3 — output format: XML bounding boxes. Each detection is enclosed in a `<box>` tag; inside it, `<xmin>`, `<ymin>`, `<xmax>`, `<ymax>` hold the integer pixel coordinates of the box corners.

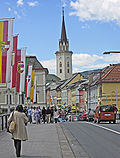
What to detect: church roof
<box><xmin>46</xmin><ymin>74</ymin><xmax>61</xmax><ymax>84</ymax></box>
<box><xmin>60</xmin><ymin>8</ymin><xmax>67</xmax><ymax>42</ymax></box>
<box><xmin>26</xmin><ymin>56</ymin><xmax>48</xmax><ymax>73</ymax></box>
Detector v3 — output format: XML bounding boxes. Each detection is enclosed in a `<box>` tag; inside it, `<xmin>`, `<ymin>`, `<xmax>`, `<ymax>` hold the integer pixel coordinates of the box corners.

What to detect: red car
<box><xmin>78</xmin><ymin>112</ymin><xmax>88</xmax><ymax>121</ymax></box>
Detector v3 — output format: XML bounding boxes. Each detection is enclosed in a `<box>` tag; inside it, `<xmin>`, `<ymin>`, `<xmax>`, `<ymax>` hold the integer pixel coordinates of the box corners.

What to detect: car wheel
<box><xmin>113</xmin><ymin>120</ymin><xmax>116</xmax><ymax>124</ymax></box>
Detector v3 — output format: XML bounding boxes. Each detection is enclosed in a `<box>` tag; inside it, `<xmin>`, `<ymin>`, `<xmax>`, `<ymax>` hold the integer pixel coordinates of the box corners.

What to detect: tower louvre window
<box><xmin>60</xmin><ymin>69</ymin><xmax>62</xmax><ymax>73</ymax></box>
<box><xmin>67</xmin><ymin>62</ymin><xmax>69</xmax><ymax>67</ymax></box>
<box><xmin>60</xmin><ymin>62</ymin><xmax>62</xmax><ymax>67</ymax></box>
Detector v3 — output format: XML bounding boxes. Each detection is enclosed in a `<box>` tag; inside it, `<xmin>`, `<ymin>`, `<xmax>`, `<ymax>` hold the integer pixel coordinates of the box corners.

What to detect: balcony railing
<box><xmin>0</xmin><ymin>113</ymin><xmax>9</xmax><ymax>131</ymax></box>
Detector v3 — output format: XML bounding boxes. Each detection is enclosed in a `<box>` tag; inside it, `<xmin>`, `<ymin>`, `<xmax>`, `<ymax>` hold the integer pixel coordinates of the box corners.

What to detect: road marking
<box><xmin>85</xmin><ymin>122</ymin><xmax>120</xmax><ymax>135</ymax></box>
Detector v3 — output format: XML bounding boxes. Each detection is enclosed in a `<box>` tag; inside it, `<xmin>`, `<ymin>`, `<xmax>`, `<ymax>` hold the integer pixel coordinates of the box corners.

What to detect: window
<box><xmin>60</xmin><ymin>69</ymin><xmax>62</xmax><ymax>73</ymax></box>
<box><xmin>67</xmin><ymin>69</ymin><xmax>69</xmax><ymax>73</ymax></box>
<box><xmin>59</xmin><ymin>62</ymin><xmax>62</xmax><ymax>67</ymax></box>
<box><xmin>67</xmin><ymin>62</ymin><xmax>69</xmax><ymax>67</ymax></box>
<box><xmin>7</xmin><ymin>94</ymin><xmax>12</xmax><ymax>104</ymax></box>
<box><xmin>100</xmin><ymin>106</ymin><xmax>114</xmax><ymax>112</ymax></box>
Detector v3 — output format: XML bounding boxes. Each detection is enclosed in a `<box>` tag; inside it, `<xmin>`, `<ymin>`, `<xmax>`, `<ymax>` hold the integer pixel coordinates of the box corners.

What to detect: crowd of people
<box><xmin>8</xmin><ymin>105</ymin><xmax>66</xmax><ymax>157</ymax></box>
<box><xmin>8</xmin><ymin>104</ymin><xmax>70</xmax><ymax>157</ymax></box>
<box><xmin>26</xmin><ymin>106</ymin><xmax>61</xmax><ymax>124</ymax></box>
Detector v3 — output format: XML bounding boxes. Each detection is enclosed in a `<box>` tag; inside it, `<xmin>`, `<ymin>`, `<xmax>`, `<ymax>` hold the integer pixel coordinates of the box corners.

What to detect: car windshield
<box><xmin>100</xmin><ymin>106</ymin><xmax>114</xmax><ymax>112</ymax></box>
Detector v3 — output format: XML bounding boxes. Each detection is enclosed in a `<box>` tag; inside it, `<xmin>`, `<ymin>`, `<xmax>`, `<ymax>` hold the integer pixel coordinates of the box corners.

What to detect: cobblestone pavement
<box><xmin>0</xmin><ymin>122</ymin><xmax>89</xmax><ymax>158</ymax></box>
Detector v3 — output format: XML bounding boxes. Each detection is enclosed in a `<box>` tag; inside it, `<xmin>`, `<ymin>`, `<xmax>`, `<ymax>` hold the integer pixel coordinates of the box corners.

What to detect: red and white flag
<box><xmin>25</xmin><ymin>65</ymin><xmax>32</xmax><ymax>99</ymax></box>
<box><xmin>6</xmin><ymin>20</ymin><xmax>13</xmax><ymax>88</ymax></box>
<box><xmin>11</xmin><ymin>35</ymin><xmax>18</xmax><ymax>88</ymax></box>
<box><xmin>16</xmin><ymin>49</ymin><xmax>21</xmax><ymax>92</ymax></box>
<box><xmin>19</xmin><ymin>48</ymin><xmax>26</xmax><ymax>94</ymax></box>
<box><xmin>33</xmin><ymin>76</ymin><xmax>37</xmax><ymax>103</ymax></box>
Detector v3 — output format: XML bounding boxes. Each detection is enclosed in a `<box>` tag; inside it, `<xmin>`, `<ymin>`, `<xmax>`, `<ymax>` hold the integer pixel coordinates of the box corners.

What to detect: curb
<box><xmin>56</xmin><ymin>123</ymin><xmax>75</xmax><ymax>158</ymax></box>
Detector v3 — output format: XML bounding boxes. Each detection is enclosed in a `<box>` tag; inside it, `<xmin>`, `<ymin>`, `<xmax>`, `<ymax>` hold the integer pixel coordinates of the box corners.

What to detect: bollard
<box><xmin>5</xmin><ymin>115</ymin><xmax>7</xmax><ymax>128</ymax></box>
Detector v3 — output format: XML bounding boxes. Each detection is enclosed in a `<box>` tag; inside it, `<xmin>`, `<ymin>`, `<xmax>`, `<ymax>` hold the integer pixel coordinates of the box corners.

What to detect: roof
<box><xmin>89</xmin><ymin>64</ymin><xmax>120</xmax><ymax>86</ymax></box>
<box><xmin>26</xmin><ymin>56</ymin><xmax>48</xmax><ymax>73</ymax></box>
<box><xmin>60</xmin><ymin>8</ymin><xmax>67</xmax><ymax>43</ymax></box>
<box><xmin>60</xmin><ymin>72</ymin><xmax>83</xmax><ymax>89</ymax></box>
<box><xmin>97</xmin><ymin>104</ymin><xmax>115</xmax><ymax>107</ymax></box>
<box><xmin>46</xmin><ymin>74</ymin><xmax>61</xmax><ymax>84</ymax></box>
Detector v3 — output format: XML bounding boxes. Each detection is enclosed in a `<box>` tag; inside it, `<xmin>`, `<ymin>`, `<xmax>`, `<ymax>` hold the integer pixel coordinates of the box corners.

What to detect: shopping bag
<box><xmin>9</xmin><ymin>120</ymin><xmax>16</xmax><ymax>133</ymax></box>
<box><xmin>8</xmin><ymin>111</ymin><xmax>16</xmax><ymax>133</ymax></box>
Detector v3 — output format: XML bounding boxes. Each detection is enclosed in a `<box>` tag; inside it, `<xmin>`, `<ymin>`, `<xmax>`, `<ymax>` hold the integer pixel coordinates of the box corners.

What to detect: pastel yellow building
<box><xmin>99</xmin><ymin>83</ymin><xmax>120</xmax><ymax>113</ymax></box>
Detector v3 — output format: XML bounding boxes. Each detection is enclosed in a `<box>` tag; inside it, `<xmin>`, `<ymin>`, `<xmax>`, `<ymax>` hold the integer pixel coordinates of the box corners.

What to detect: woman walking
<box><xmin>42</xmin><ymin>106</ymin><xmax>46</xmax><ymax>124</ymax></box>
<box><xmin>8</xmin><ymin>105</ymin><xmax>28</xmax><ymax>157</ymax></box>
<box><xmin>34</xmin><ymin>107</ymin><xmax>40</xmax><ymax>124</ymax></box>
<box><xmin>54</xmin><ymin>108</ymin><xmax>59</xmax><ymax>123</ymax></box>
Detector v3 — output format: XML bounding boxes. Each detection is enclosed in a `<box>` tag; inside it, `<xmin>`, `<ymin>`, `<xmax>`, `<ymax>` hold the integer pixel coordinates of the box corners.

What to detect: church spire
<box><xmin>61</xmin><ymin>7</ymin><xmax>67</xmax><ymax>42</ymax></box>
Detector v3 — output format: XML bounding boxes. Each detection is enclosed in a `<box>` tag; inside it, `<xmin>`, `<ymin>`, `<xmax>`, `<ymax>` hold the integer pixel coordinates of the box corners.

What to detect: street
<box><xmin>62</xmin><ymin>121</ymin><xmax>120</xmax><ymax>158</ymax></box>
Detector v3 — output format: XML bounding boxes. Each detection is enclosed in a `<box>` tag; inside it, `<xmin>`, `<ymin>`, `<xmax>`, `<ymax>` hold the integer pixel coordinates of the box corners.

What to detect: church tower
<box><xmin>56</xmin><ymin>8</ymin><xmax>72</xmax><ymax>80</ymax></box>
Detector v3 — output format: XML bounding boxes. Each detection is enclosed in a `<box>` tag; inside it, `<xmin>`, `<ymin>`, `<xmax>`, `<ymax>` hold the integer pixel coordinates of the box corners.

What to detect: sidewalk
<box><xmin>0</xmin><ymin>123</ymin><xmax>89</xmax><ymax>158</ymax></box>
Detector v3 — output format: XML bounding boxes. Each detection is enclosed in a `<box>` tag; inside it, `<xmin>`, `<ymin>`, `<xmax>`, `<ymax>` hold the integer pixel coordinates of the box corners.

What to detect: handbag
<box><xmin>8</xmin><ymin>112</ymin><xmax>16</xmax><ymax>133</ymax></box>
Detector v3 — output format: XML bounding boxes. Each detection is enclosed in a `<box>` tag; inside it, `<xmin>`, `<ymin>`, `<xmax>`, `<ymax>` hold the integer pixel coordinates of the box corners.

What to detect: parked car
<box><xmin>78</xmin><ymin>111</ymin><xmax>88</xmax><ymax>121</ymax></box>
<box><xmin>94</xmin><ymin>104</ymin><xmax>117</xmax><ymax>124</ymax></box>
<box><xmin>72</xmin><ymin>115</ymin><xmax>79</xmax><ymax>121</ymax></box>
<box><xmin>78</xmin><ymin>112</ymin><xmax>83</xmax><ymax>121</ymax></box>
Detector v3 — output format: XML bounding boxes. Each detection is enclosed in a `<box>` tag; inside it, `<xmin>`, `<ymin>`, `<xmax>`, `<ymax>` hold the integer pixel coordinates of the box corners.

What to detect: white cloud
<box><xmin>70</xmin><ymin>0</ymin><xmax>120</xmax><ymax>25</ymax></box>
<box><xmin>40</xmin><ymin>59</ymin><xmax>56</xmax><ymax>74</ymax></box>
<box><xmin>81</xmin><ymin>23</ymin><xmax>89</xmax><ymax>29</ymax></box>
<box><xmin>28</xmin><ymin>1</ymin><xmax>38</xmax><ymax>7</ymax></box>
<box><xmin>104</xmin><ymin>54</ymin><xmax>120</xmax><ymax>62</ymax></box>
<box><xmin>40</xmin><ymin>53</ymin><xmax>120</xmax><ymax>75</ymax></box>
<box><xmin>14</xmin><ymin>10</ymin><xmax>21</xmax><ymax>19</ymax></box>
<box><xmin>17</xmin><ymin>0</ymin><xmax>24</xmax><ymax>6</ymax></box>
<box><xmin>8</xmin><ymin>8</ymin><xmax>11</xmax><ymax>12</ymax></box>
<box><xmin>72</xmin><ymin>53</ymin><xmax>103</xmax><ymax>66</ymax></box>
<box><xmin>61</xmin><ymin>0</ymin><xmax>67</xmax><ymax>7</ymax></box>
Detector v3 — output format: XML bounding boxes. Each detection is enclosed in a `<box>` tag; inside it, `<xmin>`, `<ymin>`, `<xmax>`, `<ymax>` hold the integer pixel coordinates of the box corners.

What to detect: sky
<box><xmin>1</xmin><ymin>0</ymin><xmax>120</xmax><ymax>74</ymax></box>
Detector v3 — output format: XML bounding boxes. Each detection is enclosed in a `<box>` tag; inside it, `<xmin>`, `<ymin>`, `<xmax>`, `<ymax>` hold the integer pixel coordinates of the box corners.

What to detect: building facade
<box><xmin>0</xmin><ymin>56</ymin><xmax>48</xmax><ymax>112</ymax></box>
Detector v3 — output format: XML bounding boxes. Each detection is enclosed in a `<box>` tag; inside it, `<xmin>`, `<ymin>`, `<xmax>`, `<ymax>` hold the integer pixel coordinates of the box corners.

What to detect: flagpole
<box><xmin>7</xmin><ymin>87</ymin><xmax>10</xmax><ymax>114</ymax></box>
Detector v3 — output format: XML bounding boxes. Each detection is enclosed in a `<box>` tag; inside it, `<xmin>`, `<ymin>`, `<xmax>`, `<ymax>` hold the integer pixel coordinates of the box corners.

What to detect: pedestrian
<box><xmin>50</xmin><ymin>106</ymin><xmax>54</xmax><ymax>123</ymax></box>
<box><xmin>32</xmin><ymin>107</ymin><xmax>36</xmax><ymax>124</ymax></box>
<box><xmin>34</xmin><ymin>107</ymin><xmax>40</xmax><ymax>124</ymax></box>
<box><xmin>38</xmin><ymin>106</ymin><xmax>42</xmax><ymax>124</ymax></box>
<box><xmin>42</xmin><ymin>106</ymin><xmax>46</xmax><ymax>124</ymax></box>
<box><xmin>8</xmin><ymin>104</ymin><xmax>28</xmax><ymax>157</ymax></box>
<box><xmin>54</xmin><ymin>108</ymin><xmax>58</xmax><ymax>123</ymax></box>
<box><xmin>46</xmin><ymin>107</ymin><xmax>51</xmax><ymax>123</ymax></box>
<box><xmin>28</xmin><ymin>106</ymin><xmax>32</xmax><ymax>124</ymax></box>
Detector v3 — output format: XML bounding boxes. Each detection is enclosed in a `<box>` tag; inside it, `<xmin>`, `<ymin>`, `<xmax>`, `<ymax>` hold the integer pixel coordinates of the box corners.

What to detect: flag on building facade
<box><xmin>30</xmin><ymin>70</ymin><xmax>35</xmax><ymax>103</ymax></box>
<box><xmin>16</xmin><ymin>49</ymin><xmax>21</xmax><ymax>92</ymax></box>
<box><xmin>0</xmin><ymin>20</ymin><xmax>13</xmax><ymax>84</ymax></box>
<box><xmin>25</xmin><ymin>65</ymin><xmax>32</xmax><ymax>99</ymax></box>
<box><xmin>11</xmin><ymin>35</ymin><xmax>18</xmax><ymax>88</ymax></box>
<box><xmin>19</xmin><ymin>48</ymin><xmax>26</xmax><ymax>94</ymax></box>
<box><xmin>33</xmin><ymin>76</ymin><xmax>37</xmax><ymax>103</ymax></box>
